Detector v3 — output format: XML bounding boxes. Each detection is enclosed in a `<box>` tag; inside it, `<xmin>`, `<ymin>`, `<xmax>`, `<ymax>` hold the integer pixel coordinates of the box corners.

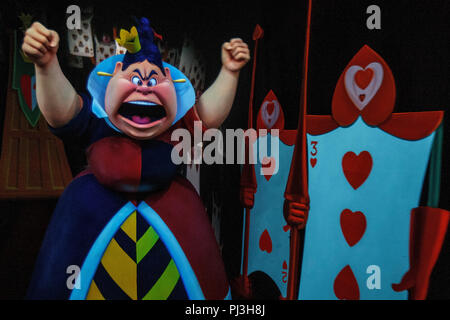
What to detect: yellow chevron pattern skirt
<box><xmin>86</xmin><ymin>211</ymin><xmax>188</xmax><ymax>300</ymax></box>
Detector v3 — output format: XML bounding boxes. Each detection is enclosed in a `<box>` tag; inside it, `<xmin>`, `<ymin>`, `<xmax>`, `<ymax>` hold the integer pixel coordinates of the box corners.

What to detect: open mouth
<box><xmin>118</xmin><ymin>101</ymin><xmax>167</xmax><ymax>126</ymax></box>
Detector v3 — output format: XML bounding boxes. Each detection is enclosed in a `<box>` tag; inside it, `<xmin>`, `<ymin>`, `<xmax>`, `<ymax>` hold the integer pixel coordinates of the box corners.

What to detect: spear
<box><xmin>283</xmin><ymin>0</ymin><xmax>312</xmax><ymax>300</ymax></box>
<box><xmin>240</xmin><ymin>24</ymin><xmax>264</xmax><ymax>288</ymax></box>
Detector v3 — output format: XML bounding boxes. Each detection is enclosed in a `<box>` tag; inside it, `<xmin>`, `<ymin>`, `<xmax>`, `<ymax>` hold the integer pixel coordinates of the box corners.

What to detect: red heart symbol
<box><xmin>259</xmin><ymin>229</ymin><xmax>272</xmax><ymax>253</ymax></box>
<box><xmin>282</xmin><ymin>260</ymin><xmax>287</xmax><ymax>270</ymax></box>
<box><xmin>333</xmin><ymin>265</ymin><xmax>360</xmax><ymax>300</ymax></box>
<box><xmin>261</xmin><ymin>157</ymin><xmax>275</xmax><ymax>181</ymax></box>
<box><xmin>340</xmin><ymin>209</ymin><xmax>366</xmax><ymax>247</ymax></box>
<box><xmin>342</xmin><ymin>151</ymin><xmax>373</xmax><ymax>190</ymax></box>
<box><xmin>266</xmin><ymin>102</ymin><xmax>275</xmax><ymax>115</ymax></box>
<box><xmin>355</xmin><ymin>68</ymin><xmax>374</xmax><ymax>89</ymax></box>
<box><xmin>20</xmin><ymin>74</ymin><xmax>32</xmax><ymax>110</ymax></box>
<box><xmin>310</xmin><ymin>158</ymin><xmax>317</xmax><ymax>168</ymax></box>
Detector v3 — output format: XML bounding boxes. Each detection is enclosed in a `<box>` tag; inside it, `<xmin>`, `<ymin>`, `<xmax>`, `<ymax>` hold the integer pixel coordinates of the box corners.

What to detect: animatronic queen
<box><xmin>23</xmin><ymin>17</ymin><xmax>250</xmax><ymax>300</ymax></box>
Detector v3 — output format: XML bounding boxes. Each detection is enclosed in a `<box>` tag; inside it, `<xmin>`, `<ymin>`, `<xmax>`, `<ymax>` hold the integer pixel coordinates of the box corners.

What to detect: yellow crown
<box><xmin>115</xmin><ymin>26</ymin><xmax>141</xmax><ymax>54</ymax></box>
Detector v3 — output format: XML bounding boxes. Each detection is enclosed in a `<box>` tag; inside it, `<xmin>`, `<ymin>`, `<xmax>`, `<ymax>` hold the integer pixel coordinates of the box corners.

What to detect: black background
<box><xmin>0</xmin><ymin>0</ymin><xmax>448</xmax><ymax>299</ymax></box>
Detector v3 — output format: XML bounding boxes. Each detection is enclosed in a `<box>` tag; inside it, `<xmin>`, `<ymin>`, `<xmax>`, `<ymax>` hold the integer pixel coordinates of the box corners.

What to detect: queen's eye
<box><xmin>148</xmin><ymin>78</ymin><xmax>157</xmax><ymax>87</ymax></box>
<box><xmin>131</xmin><ymin>76</ymin><xmax>142</xmax><ymax>86</ymax></box>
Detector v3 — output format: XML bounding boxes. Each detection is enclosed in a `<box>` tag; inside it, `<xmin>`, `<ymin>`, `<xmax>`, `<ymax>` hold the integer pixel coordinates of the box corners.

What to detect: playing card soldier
<box><xmin>297</xmin><ymin>44</ymin><xmax>449</xmax><ymax>300</ymax></box>
<box><xmin>22</xmin><ymin>17</ymin><xmax>250</xmax><ymax>300</ymax></box>
<box><xmin>236</xmin><ymin>0</ymin><xmax>449</xmax><ymax>300</ymax></box>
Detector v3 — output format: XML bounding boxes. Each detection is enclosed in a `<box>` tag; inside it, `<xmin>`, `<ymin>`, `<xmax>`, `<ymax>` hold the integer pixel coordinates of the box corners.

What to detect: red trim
<box><xmin>379</xmin><ymin>111</ymin><xmax>443</xmax><ymax>141</ymax></box>
<box><xmin>306</xmin><ymin>115</ymin><xmax>340</xmax><ymax>136</ymax></box>
<box><xmin>260</xmin><ymin>116</ymin><xmax>339</xmax><ymax>147</ymax></box>
<box><xmin>259</xmin><ymin>110</ymin><xmax>441</xmax><ymax>146</ymax></box>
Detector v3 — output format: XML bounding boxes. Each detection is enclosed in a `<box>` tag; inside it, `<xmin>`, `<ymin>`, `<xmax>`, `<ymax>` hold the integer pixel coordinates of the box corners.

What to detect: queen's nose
<box><xmin>136</xmin><ymin>85</ymin><xmax>153</xmax><ymax>95</ymax></box>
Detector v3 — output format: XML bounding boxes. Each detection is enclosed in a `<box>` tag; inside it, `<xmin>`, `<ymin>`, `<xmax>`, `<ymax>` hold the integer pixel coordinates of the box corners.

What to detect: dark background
<box><xmin>0</xmin><ymin>0</ymin><xmax>448</xmax><ymax>299</ymax></box>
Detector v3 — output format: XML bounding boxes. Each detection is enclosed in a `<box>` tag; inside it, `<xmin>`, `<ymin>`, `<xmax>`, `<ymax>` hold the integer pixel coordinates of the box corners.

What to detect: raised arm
<box><xmin>22</xmin><ymin>22</ymin><xmax>81</xmax><ymax>128</ymax></box>
<box><xmin>196</xmin><ymin>38</ymin><xmax>250</xmax><ymax>128</ymax></box>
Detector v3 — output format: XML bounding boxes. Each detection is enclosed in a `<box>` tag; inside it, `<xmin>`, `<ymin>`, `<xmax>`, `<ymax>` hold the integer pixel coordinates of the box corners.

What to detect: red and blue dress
<box><xmin>27</xmin><ymin>93</ymin><xmax>230</xmax><ymax>300</ymax></box>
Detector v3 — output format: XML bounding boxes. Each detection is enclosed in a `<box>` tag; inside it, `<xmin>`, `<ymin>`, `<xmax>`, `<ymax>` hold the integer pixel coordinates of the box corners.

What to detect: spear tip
<box><xmin>253</xmin><ymin>24</ymin><xmax>264</xmax><ymax>40</ymax></box>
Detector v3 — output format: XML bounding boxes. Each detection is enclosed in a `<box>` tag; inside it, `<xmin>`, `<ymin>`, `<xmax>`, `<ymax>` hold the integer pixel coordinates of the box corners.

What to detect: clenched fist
<box><xmin>22</xmin><ymin>22</ymin><xmax>60</xmax><ymax>68</ymax></box>
<box><xmin>284</xmin><ymin>199</ymin><xmax>309</xmax><ymax>230</ymax></box>
<box><xmin>222</xmin><ymin>38</ymin><xmax>250</xmax><ymax>73</ymax></box>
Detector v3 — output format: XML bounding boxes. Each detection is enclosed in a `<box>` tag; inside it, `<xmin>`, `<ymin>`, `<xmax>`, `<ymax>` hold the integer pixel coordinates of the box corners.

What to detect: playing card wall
<box><xmin>67</xmin><ymin>15</ymin><xmax>94</xmax><ymax>58</ymax></box>
<box><xmin>94</xmin><ymin>36</ymin><xmax>116</xmax><ymax>65</ymax></box>
<box><xmin>177</xmin><ymin>37</ymin><xmax>207</xmax><ymax>194</ymax></box>
<box><xmin>178</xmin><ymin>38</ymin><xmax>206</xmax><ymax>95</ymax></box>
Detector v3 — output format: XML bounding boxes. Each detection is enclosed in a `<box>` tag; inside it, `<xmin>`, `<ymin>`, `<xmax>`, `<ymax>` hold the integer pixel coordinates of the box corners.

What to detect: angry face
<box><xmin>104</xmin><ymin>59</ymin><xmax>177</xmax><ymax>140</ymax></box>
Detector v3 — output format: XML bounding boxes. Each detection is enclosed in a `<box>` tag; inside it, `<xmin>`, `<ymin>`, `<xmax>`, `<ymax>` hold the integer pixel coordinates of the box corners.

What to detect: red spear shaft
<box><xmin>248</xmin><ymin>24</ymin><xmax>264</xmax><ymax>129</ymax></box>
<box><xmin>283</xmin><ymin>0</ymin><xmax>313</xmax><ymax>300</ymax></box>
<box><xmin>240</xmin><ymin>24</ymin><xmax>264</xmax><ymax>281</ymax></box>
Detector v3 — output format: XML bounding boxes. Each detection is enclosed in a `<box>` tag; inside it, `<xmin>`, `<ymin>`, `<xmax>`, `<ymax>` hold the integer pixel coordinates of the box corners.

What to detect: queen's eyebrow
<box><xmin>133</xmin><ymin>69</ymin><xmax>145</xmax><ymax>79</ymax></box>
<box><xmin>133</xmin><ymin>69</ymin><xmax>158</xmax><ymax>80</ymax></box>
<box><xmin>148</xmin><ymin>70</ymin><xmax>158</xmax><ymax>79</ymax></box>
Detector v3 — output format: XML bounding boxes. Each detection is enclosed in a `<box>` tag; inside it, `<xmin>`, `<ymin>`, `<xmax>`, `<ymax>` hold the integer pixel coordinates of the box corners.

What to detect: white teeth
<box><xmin>128</xmin><ymin>101</ymin><xmax>158</xmax><ymax>106</ymax></box>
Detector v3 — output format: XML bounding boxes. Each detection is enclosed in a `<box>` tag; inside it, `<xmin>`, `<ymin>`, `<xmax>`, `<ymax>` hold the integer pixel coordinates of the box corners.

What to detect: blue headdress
<box><xmin>87</xmin><ymin>17</ymin><xmax>195</xmax><ymax>131</ymax></box>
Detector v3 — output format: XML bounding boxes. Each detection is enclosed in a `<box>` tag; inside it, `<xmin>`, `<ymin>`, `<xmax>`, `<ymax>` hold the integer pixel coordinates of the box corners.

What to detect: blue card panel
<box><xmin>242</xmin><ymin>134</ymin><xmax>293</xmax><ymax>297</ymax></box>
<box><xmin>299</xmin><ymin>118</ymin><xmax>435</xmax><ymax>300</ymax></box>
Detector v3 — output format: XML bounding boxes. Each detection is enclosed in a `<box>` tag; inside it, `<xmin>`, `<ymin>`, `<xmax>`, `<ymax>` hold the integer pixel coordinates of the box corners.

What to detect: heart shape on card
<box><xmin>355</xmin><ymin>68</ymin><xmax>374</xmax><ymax>89</ymax></box>
<box><xmin>342</xmin><ymin>151</ymin><xmax>372</xmax><ymax>190</ymax></box>
<box><xmin>259</xmin><ymin>229</ymin><xmax>272</xmax><ymax>253</ymax></box>
<box><xmin>257</xmin><ymin>90</ymin><xmax>285</xmax><ymax>131</ymax></box>
<box><xmin>340</xmin><ymin>209</ymin><xmax>366</xmax><ymax>247</ymax></box>
<box><xmin>333</xmin><ymin>265</ymin><xmax>360</xmax><ymax>300</ymax></box>
<box><xmin>310</xmin><ymin>158</ymin><xmax>317</xmax><ymax>168</ymax></box>
<box><xmin>331</xmin><ymin>46</ymin><xmax>396</xmax><ymax>127</ymax></box>
<box><xmin>261</xmin><ymin>100</ymin><xmax>280</xmax><ymax>129</ymax></box>
<box><xmin>261</xmin><ymin>157</ymin><xmax>276</xmax><ymax>181</ymax></box>
<box><xmin>344</xmin><ymin>62</ymin><xmax>383</xmax><ymax>111</ymax></box>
